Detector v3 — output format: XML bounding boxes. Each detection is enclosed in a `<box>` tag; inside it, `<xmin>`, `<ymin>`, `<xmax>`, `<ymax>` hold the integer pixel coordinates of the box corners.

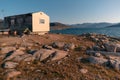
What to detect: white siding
<box><xmin>32</xmin><ymin>12</ymin><xmax>50</xmax><ymax>33</ymax></box>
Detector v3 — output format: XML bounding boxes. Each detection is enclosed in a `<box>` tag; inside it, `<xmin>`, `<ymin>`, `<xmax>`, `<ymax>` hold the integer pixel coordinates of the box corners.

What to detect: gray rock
<box><xmin>88</xmin><ymin>56</ymin><xmax>108</xmax><ymax>65</ymax></box>
<box><xmin>12</xmin><ymin>54</ymin><xmax>33</xmax><ymax>62</ymax></box>
<box><xmin>52</xmin><ymin>42</ymin><xmax>65</xmax><ymax>48</ymax></box>
<box><xmin>42</xmin><ymin>45</ymin><xmax>53</xmax><ymax>50</ymax></box>
<box><xmin>94</xmin><ymin>52</ymin><xmax>101</xmax><ymax>57</ymax></box>
<box><xmin>0</xmin><ymin>47</ymin><xmax>16</xmax><ymax>54</ymax></box>
<box><xmin>115</xmin><ymin>44</ymin><xmax>120</xmax><ymax>52</ymax></box>
<box><xmin>109</xmin><ymin>59</ymin><xmax>120</xmax><ymax>71</ymax></box>
<box><xmin>93</xmin><ymin>46</ymin><xmax>101</xmax><ymax>51</ymax></box>
<box><xmin>33</xmin><ymin>49</ymin><xmax>68</xmax><ymax>62</ymax></box>
<box><xmin>2</xmin><ymin>61</ymin><xmax>19</xmax><ymax>69</ymax></box>
<box><xmin>64</xmin><ymin>43</ymin><xmax>75</xmax><ymax>50</ymax></box>
<box><xmin>51</xmin><ymin>50</ymin><xmax>68</xmax><ymax>61</ymax></box>
<box><xmin>33</xmin><ymin>49</ymin><xmax>55</xmax><ymax>61</ymax></box>
<box><xmin>108</xmin><ymin>56</ymin><xmax>120</xmax><ymax>70</ymax></box>
<box><xmin>104</xmin><ymin>42</ymin><xmax>117</xmax><ymax>52</ymax></box>
<box><xmin>86</xmin><ymin>50</ymin><xmax>120</xmax><ymax>56</ymax></box>
<box><xmin>4</xmin><ymin>50</ymin><xmax>25</xmax><ymax>61</ymax></box>
<box><xmin>23</xmin><ymin>56</ymin><xmax>35</xmax><ymax>62</ymax></box>
<box><xmin>104</xmin><ymin>42</ymin><xmax>120</xmax><ymax>52</ymax></box>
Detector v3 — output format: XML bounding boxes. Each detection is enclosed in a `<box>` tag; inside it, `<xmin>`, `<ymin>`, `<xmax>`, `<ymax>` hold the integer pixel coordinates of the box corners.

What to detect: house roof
<box><xmin>5</xmin><ymin>11</ymin><xmax>44</xmax><ymax>18</ymax></box>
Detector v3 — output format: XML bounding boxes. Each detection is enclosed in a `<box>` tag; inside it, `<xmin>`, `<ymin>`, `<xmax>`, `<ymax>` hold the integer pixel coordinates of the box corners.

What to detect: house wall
<box><xmin>32</xmin><ymin>12</ymin><xmax>50</xmax><ymax>33</ymax></box>
<box><xmin>4</xmin><ymin>14</ymin><xmax>32</xmax><ymax>32</ymax></box>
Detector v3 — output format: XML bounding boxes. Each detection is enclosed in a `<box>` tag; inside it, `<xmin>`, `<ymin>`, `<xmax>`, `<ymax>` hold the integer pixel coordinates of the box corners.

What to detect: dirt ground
<box><xmin>0</xmin><ymin>34</ymin><xmax>120</xmax><ymax>80</ymax></box>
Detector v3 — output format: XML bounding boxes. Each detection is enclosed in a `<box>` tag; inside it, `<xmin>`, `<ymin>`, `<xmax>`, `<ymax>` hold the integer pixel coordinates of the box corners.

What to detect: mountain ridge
<box><xmin>50</xmin><ymin>22</ymin><xmax>116</xmax><ymax>30</ymax></box>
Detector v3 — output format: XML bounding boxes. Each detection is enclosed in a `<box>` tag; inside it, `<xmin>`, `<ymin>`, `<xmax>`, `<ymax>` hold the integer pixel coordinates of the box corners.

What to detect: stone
<box><xmin>23</xmin><ymin>56</ymin><xmax>35</xmax><ymax>62</ymax></box>
<box><xmin>64</xmin><ymin>43</ymin><xmax>75</xmax><ymax>50</ymax></box>
<box><xmin>51</xmin><ymin>50</ymin><xmax>68</xmax><ymax>61</ymax></box>
<box><xmin>104</xmin><ymin>42</ymin><xmax>120</xmax><ymax>52</ymax></box>
<box><xmin>104</xmin><ymin>42</ymin><xmax>116</xmax><ymax>52</ymax></box>
<box><xmin>4</xmin><ymin>70</ymin><xmax>21</xmax><ymax>80</ymax></box>
<box><xmin>107</xmin><ymin>56</ymin><xmax>120</xmax><ymax>70</ymax></box>
<box><xmin>109</xmin><ymin>59</ymin><xmax>120</xmax><ymax>71</ymax></box>
<box><xmin>94</xmin><ymin>53</ymin><xmax>101</xmax><ymax>57</ymax></box>
<box><xmin>33</xmin><ymin>49</ymin><xmax>55</xmax><ymax>61</ymax></box>
<box><xmin>86</xmin><ymin>50</ymin><xmax>120</xmax><ymax>56</ymax></box>
<box><xmin>88</xmin><ymin>56</ymin><xmax>108</xmax><ymax>65</ymax></box>
<box><xmin>12</xmin><ymin>54</ymin><xmax>33</xmax><ymax>62</ymax></box>
<box><xmin>4</xmin><ymin>50</ymin><xmax>25</xmax><ymax>61</ymax></box>
<box><xmin>107</xmin><ymin>55</ymin><xmax>120</xmax><ymax>60</ymax></box>
<box><xmin>80</xmin><ymin>69</ymin><xmax>88</xmax><ymax>74</ymax></box>
<box><xmin>91</xmin><ymin>38</ymin><xmax>99</xmax><ymax>42</ymax></box>
<box><xmin>115</xmin><ymin>44</ymin><xmax>120</xmax><ymax>52</ymax></box>
<box><xmin>42</xmin><ymin>45</ymin><xmax>53</xmax><ymax>50</ymax></box>
<box><xmin>93</xmin><ymin>46</ymin><xmax>101</xmax><ymax>51</ymax></box>
<box><xmin>2</xmin><ymin>61</ymin><xmax>19</xmax><ymax>69</ymax></box>
<box><xmin>52</xmin><ymin>42</ymin><xmax>65</xmax><ymax>48</ymax></box>
<box><xmin>0</xmin><ymin>47</ymin><xmax>16</xmax><ymax>54</ymax></box>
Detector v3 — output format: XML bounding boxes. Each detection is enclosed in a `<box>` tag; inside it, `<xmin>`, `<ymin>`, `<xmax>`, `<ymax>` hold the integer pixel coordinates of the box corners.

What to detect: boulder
<box><xmin>93</xmin><ymin>46</ymin><xmax>101</xmax><ymax>51</ymax></box>
<box><xmin>86</xmin><ymin>50</ymin><xmax>120</xmax><ymax>56</ymax></box>
<box><xmin>4</xmin><ymin>69</ymin><xmax>21</xmax><ymax>80</ymax></box>
<box><xmin>116</xmin><ymin>44</ymin><xmax>120</xmax><ymax>52</ymax></box>
<box><xmin>12</xmin><ymin>54</ymin><xmax>34</xmax><ymax>62</ymax></box>
<box><xmin>104</xmin><ymin>42</ymin><xmax>116</xmax><ymax>52</ymax></box>
<box><xmin>94</xmin><ymin>53</ymin><xmax>101</xmax><ymax>57</ymax></box>
<box><xmin>51</xmin><ymin>50</ymin><xmax>68</xmax><ymax>61</ymax></box>
<box><xmin>64</xmin><ymin>43</ymin><xmax>75</xmax><ymax>50</ymax></box>
<box><xmin>104</xmin><ymin>42</ymin><xmax>120</xmax><ymax>52</ymax></box>
<box><xmin>2</xmin><ymin>61</ymin><xmax>18</xmax><ymax>69</ymax></box>
<box><xmin>42</xmin><ymin>45</ymin><xmax>53</xmax><ymax>50</ymax></box>
<box><xmin>52</xmin><ymin>42</ymin><xmax>65</xmax><ymax>48</ymax></box>
<box><xmin>87</xmin><ymin>56</ymin><xmax>108</xmax><ymax>65</ymax></box>
<box><xmin>4</xmin><ymin>50</ymin><xmax>25</xmax><ymax>61</ymax></box>
<box><xmin>109</xmin><ymin>59</ymin><xmax>120</xmax><ymax>71</ymax></box>
<box><xmin>23</xmin><ymin>56</ymin><xmax>35</xmax><ymax>62</ymax></box>
<box><xmin>0</xmin><ymin>47</ymin><xmax>16</xmax><ymax>54</ymax></box>
<box><xmin>33</xmin><ymin>49</ymin><xmax>55</xmax><ymax>61</ymax></box>
<box><xmin>107</xmin><ymin>56</ymin><xmax>120</xmax><ymax>70</ymax></box>
<box><xmin>33</xmin><ymin>49</ymin><xmax>68</xmax><ymax>62</ymax></box>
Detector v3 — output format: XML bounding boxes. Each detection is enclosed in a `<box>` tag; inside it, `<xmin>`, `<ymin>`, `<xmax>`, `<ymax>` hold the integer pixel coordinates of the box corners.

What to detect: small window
<box><xmin>40</xmin><ymin>19</ymin><xmax>45</xmax><ymax>24</ymax></box>
<box><xmin>11</xmin><ymin>19</ymin><xmax>15</xmax><ymax>25</ymax></box>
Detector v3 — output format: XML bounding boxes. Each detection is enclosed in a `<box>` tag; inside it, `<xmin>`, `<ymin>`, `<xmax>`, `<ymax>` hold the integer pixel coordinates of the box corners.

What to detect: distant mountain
<box><xmin>50</xmin><ymin>22</ymin><xmax>116</xmax><ymax>30</ymax></box>
<box><xmin>71</xmin><ymin>22</ymin><xmax>113</xmax><ymax>28</ymax></box>
<box><xmin>50</xmin><ymin>22</ymin><xmax>72</xmax><ymax>30</ymax></box>
<box><xmin>106</xmin><ymin>23</ymin><xmax>120</xmax><ymax>28</ymax></box>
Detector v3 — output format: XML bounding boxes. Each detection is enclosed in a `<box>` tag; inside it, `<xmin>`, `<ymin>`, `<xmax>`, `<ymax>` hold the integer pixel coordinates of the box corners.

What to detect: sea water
<box><xmin>50</xmin><ymin>27</ymin><xmax>120</xmax><ymax>37</ymax></box>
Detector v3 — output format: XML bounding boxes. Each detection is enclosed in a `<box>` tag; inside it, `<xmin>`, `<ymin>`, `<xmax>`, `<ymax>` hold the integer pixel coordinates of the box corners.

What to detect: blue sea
<box><xmin>50</xmin><ymin>27</ymin><xmax>120</xmax><ymax>37</ymax></box>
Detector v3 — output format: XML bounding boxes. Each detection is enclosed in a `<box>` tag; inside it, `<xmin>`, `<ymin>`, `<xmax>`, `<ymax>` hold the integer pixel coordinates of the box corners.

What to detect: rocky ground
<box><xmin>0</xmin><ymin>33</ymin><xmax>120</xmax><ymax>80</ymax></box>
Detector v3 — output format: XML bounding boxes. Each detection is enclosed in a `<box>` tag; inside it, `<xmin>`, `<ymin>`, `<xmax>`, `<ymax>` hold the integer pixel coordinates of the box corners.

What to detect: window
<box><xmin>40</xmin><ymin>19</ymin><xmax>45</xmax><ymax>24</ymax></box>
<box><xmin>11</xmin><ymin>19</ymin><xmax>15</xmax><ymax>25</ymax></box>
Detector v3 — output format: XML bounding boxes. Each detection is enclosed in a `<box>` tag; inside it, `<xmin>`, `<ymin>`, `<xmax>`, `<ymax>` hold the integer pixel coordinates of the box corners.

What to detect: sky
<box><xmin>0</xmin><ymin>0</ymin><xmax>120</xmax><ymax>24</ymax></box>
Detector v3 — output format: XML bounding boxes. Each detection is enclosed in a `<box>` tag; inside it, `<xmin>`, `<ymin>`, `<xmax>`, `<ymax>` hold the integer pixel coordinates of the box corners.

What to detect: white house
<box><xmin>4</xmin><ymin>11</ymin><xmax>50</xmax><ymax>35</ymax></box>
